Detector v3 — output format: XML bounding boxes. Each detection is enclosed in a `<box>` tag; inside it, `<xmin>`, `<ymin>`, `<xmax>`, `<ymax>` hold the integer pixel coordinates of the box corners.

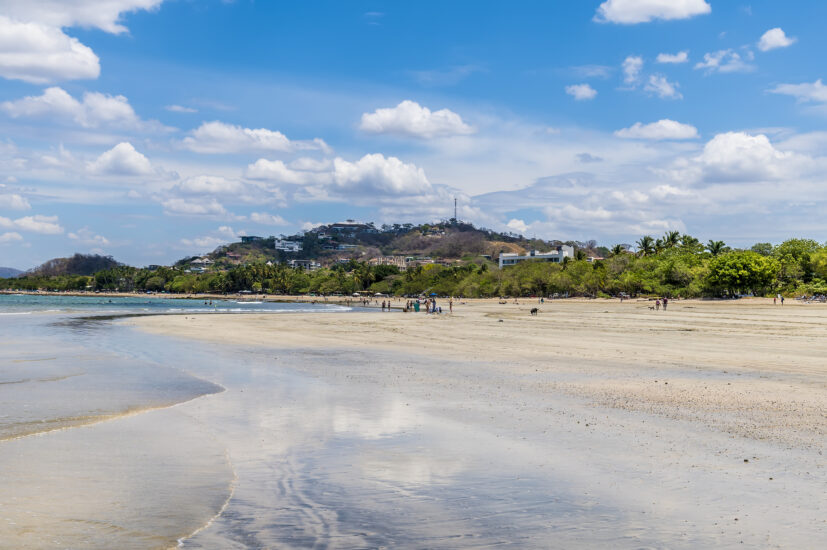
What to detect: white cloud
<box><xmin>0</xmin><ymin>214</ymin><xmax>63</xmax><ymax>234</ymax></box>
<box><xmin>174</xmin><ymin>175</ymin><xmax>245</xmax><ymax>195</ymax></box>
<box><xmin>622</xmin><ymin>55</ymin><xmax>644</xmax><ymax>85</ymax></box>
<box><xmin>249</xmin><ymin>212</ymin><xmax>288</xmax><ymax>226</ymax></box>
<box><xmin>757</xmin><ymin>28</ymin><xmax>796</xmax><ymax>52</ymax></box>
<box><xmin>769</xmin><ymin>79</ymin><xmax>827</xmax><ymax>104</ymax></box>
<box><xmin>289</xmin><ymin>157</ymin><xmax>331</xmax><ymax>172</ymax></box>
<box><xmin>165</xmin><ymin>104</ymin><xmax>197</xmax><ymax>113</ymax></box>
<box><xmin>0</xmin><ymin>0</ymin><xmax>164</xmax><ymax>34</ymax></box>
<box><xmin>359</xmin><ymin>100</ymin><xmax>474</xmax><ymax>138</ymax></box>
<box><xmin>0</xmin><ymin>193</ymin><xmax>31</xmax><ymax>210</ymax></box>
<box><xmin>0</xmin><ymin>16</ymin><xmax>99</xmax><ymax>83</ymax></box>
<box><xmin>182</xmin><ymin>121</ymin><xmax>329</xmax><ymax>154</ymax></box>
<box><xmin>565</xmin><ymin>83</ymin><xmax>598</xmax><ymax>101</ymax></box>
<box><xmin>68</xmin><ymin>227</ymin><xmax>109</xmax><ymax>246</ymax></box>
<box><xmin>506</xmin><ymin>219</ymin><xmax>528</xmax><ymax>233</ymax></box>
<box><xmin>162</xmin><ymin>197</ymin><xmax>227</xmax><ymax>216</ymax></box>
<box><xmin>1</xmin><ymin>87</ymin><xmax>162</xmax><ymax>130</ymax></box>
<box><xmin>332</xmin><ymin>154</ymin><xmax>432</xmax><ymax>196</ymax></box>
<box><xmin>87</xmin><ymin>142</ymin><xmax>153</xmax><ymax>176</ymax></box>
<box><xmin>595</xmin><ymin>0</ymin><xmax>710</xmax><ymax>24</ymax></box>
<box><xmin>697</xmin><ymin>132</ymin><xmax>809</xmax><ymax>182</ymax></box>
<box><xmin>656</xmin><ymin>51</ymin><xmax>689</xmax><ymax>64</ymax></box>
<box><xmin>694</xmin><ymin>49</ymin><xmax>754</xmax><ymax>74</ymax></box>
<box><xmin>644</xmin><ymin>75</ymin><xmax>682</xmax><ymax>99</ymax></box>
<box><xmin>615</xmin><ymin>119</ymin><xmax>698</xmax><ymax>140</ymax></box>
<box><xmin>245</xmin><ymin>159</ymin><xmax>320</xmax><ymax>184</ymax></box>
<box><xmin>650</xmin><ymin>184</ymin><xmax>693</xmax><ymax>199</ymax></box>
<box><xmin>0</xmin><ymin>231</ymin><xmax>22</xmax><ymax>243</ymax></box>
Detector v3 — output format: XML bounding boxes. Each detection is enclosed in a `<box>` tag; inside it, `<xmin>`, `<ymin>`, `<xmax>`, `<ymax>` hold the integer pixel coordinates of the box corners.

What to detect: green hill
<box><xmin>28</xmin><ymin>254</ymin><xmax>121</xmax><ymax>277</ymax></box>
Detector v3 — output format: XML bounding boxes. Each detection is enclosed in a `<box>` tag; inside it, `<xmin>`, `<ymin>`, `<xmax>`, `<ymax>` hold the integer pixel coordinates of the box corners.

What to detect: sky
<box><xmin>2</xmin><ymin>0</ymin><xmax>827</xmax><ymax>268</ymax></box>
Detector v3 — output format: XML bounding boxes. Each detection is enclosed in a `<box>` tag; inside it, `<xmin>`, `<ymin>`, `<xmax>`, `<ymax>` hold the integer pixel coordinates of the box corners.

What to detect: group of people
<box><xmin>773</xmin><ymin>294</ymin><xmax>785</xmax><ymax>305</ymax></box>
<box><xmin>654</xmin><ymin>297</ymin><xmax>668</xmax><ymax>311</ymax></box>
<box><xmin>402</xmin><ymin>297</ymin><xmax>454</xmax><ymax>314</ymax></box>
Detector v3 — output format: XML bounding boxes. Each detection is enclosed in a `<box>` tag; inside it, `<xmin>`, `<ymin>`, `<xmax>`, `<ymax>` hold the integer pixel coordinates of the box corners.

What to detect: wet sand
<box><xmin>130</xmin><ymin>298</ymin><xmax>827</xmax><ymax>547</ymax></box>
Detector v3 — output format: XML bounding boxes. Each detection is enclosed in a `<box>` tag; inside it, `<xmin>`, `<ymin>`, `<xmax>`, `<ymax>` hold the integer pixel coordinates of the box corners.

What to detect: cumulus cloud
<box><xmin>656</xmin><ymin>51</ymin><xmax>689</xmax><ymax>64</ymax></box>
<box><xmin>758</xmin><ymin>28</ymin><xmax>796</xmax><ymax>52</ymax></box>
<box><xmin>0</xmin><ymin>193</ymin><xmax>31</xmax><ymax>210</ymax></box>
<box><xmin>250</xmin><ymin>212</ymin><xmax>288</xmax><ymax>226</ymax></box>
<box><xmin>331</xmin><ymin>154</ymin><xmax>432</xmax><ymax>196</ymax></box>
<box><xmin>697</xmin><ymin>132</ymin><xmax>809</xmax><ymax>182</ymax></box>
<box><xmin>644</xmin><ymin>75</ymin><xmax>682</xmax><ymax>99</ymax></box>
<box><xmin>0</xmin><ymin>214</ymin><xmax>63</xmax><ymax>234</ymax></box>
<box><xmin>506</xmin><ymin>219</ymin><xmax>528</xmax><ymax>233</ymax></box>
<box><xmin>68</xmin><ymin>227</ymin><xmax>109</xmax><ymax>246</ymax></box>
<box><xmin>182</xmin><ymin>121</ymin><xmax>329</xmax><ymax>154</ymax></box>
<box><xmin>622</xmin><ymin>55</ymin><xmax>644</xmax><ymax>85</ymax></box>
<box><xmin>0</xmin><ymin>2</ymin><xmax>163</xmax><ymax>84</ymax></box>
<box><xmin>565</xmin><ymin>83</ymin><xmax>598</xmax><ymax>100</ymax></box>
<box><xmin>695</xmin><ymin>49</ymin><xmax>754</xmax><ymax>74</ymax></box>
<box><xmin>87</xmin><ymin>142</ymin><xmax>153</xmax><ymax>176</ymax></box>
<box><xmin>615</xmin><ymin>119</ymin><xmax>698</xmax><ymax>140</ymax></box>
<box><xmin>245</xmin><ymin>159</ymin><xmax>320</xmax><ymax>184</ymax></box>
<box><xmin>0</xmin><ymin>0</ymin><xmax>164</xmax><ymax>34</ymax></box>
<box><xmin>0</xmin><ymin>16</ymin><xmax>99</xmax><ymax>83</ymax></box>
<box><xmin>769</xmin><ymin>79</ymin><xmax>827</xmax><ymax>104</ymax></box>
<box><xmin>359</xmin><ymin>100</ymin><xmax>474</xmax><ymax>138</ymax></box>
<box><xmin>0</xmin><ymin>87</ymin><xmax>161</xmax><ymax>130</ymax></box>
<box><xmin>595</xmin><ymin>0</ymin><xmax>711</xmax><ymax>24</ymax></box>
<box><xmin>576</xmin><ymin>152</ymin><xmax>604</xmax><ymax>163</ymax></box>
<box><xmin>0</xmin><ymin>231</ymin><xmax>23</xmax><ymax>243</ymax></box>
<box><xmin>162</xmin><ymin>197</ymin><xmax>227</xmax><ymax>216</ymax></box>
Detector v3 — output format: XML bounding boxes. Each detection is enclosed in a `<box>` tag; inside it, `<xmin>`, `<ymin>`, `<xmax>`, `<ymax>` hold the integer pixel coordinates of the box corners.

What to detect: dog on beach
<box><xmin>530</xmin><ymin>307</ymin><xmax>539</xmax><ymax>316</ymax></box>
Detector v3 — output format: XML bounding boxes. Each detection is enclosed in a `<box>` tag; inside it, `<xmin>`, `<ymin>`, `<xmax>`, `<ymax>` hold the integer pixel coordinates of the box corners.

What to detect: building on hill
<box><xmin>498</xmin><ymin>246</ymin><xmax>574</xmax><ymax>269</ymax></box>
<box><xmin>240</xmin><ymin>236</ymin><xmax>264</xmax><ymax>243</ymax></box>
<box><xmin>323</xmin><ymin>220</ymin><xmax>377</xmax><ymax>234</ymax></box>
<box><xmin>274</xmin><ymin>239</ymin><xmax>303</xmax><ymax>253</ymax></box>
<box><xmin>369</xmin><ymin>256</ymin><xmax>407</xmax><ymax>270</ymax></box>
<box><xmin>287</xmin><ymin>259</ymin><xmax>321</xmax><ymax>271</ymax></box>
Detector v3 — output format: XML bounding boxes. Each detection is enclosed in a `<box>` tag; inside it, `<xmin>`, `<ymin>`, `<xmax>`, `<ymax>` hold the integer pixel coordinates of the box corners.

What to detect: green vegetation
<box><xmin>3</xmin><ymin>235</ymin><xmax>827</xmax><ymax>298</ymax></box>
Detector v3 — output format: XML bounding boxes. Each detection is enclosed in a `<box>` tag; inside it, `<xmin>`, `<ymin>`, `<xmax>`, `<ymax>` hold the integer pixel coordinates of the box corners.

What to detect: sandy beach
<box><xmin>126</xmin><ymin>297</ymin><xmax>827</xmax><ymax>547</ymax></box>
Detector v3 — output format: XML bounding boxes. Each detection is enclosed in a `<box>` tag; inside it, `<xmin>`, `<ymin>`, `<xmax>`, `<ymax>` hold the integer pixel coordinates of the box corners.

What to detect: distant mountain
<box><xmin>27</xmin><ymin>254</ymin><xmax>121</xmax><ymax>277</ymax></box>
<box><xmin>0</xmin><ymin>267</ymin><xmax>22</xmax><ymax>278</ymax></box>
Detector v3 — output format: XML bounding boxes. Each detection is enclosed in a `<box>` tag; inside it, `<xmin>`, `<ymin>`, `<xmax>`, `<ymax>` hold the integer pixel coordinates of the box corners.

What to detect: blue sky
<box><xmin>1</xmin><ymin>0</ymin><xmax>826</xmax><ymax>268</ymax></box>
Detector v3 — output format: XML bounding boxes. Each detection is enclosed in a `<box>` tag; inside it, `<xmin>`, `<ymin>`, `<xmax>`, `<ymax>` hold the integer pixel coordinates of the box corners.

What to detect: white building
<box><xmin>275</xmin><ymin>239</ymin><xmax>303</xmax><ymax>253</ymax></box>
<box><xmin>498</xmin><ymin>246</ymin><xmax>575</xmax><ymax>269</ymax></box>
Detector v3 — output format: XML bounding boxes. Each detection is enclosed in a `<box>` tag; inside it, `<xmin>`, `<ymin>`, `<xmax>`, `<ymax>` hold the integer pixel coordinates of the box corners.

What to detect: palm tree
<box><xmin>610</xmin><ymin>244</ymin><xmax>626</xmax><ymax>257</ymax></box>
<box><xmin>574</xmin><ymin>249</ymin><xmax>588</xmax><ymax>261</ymax></box>
<box><xmin>680</xmin><ymin>234</ymin><xmax>700</xmax><ymax>249</ymax></box>
<box><xmin>706</xmin><ymin>240</ymin><xmax>726</xmax><ymax>256</ymax></box>
<box><xmin>663</xmin><ymin>231</ymin><xmax>681</xmax><ymax>249</ymax></box>
<box><xmin>636</xmin><ymin>235</ymin><xmax>655</xmax><ymax>256</ymax></box>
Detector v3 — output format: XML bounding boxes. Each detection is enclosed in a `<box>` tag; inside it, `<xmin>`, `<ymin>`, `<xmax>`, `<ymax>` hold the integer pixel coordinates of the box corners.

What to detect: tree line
<box><xmin>3</xmin><ymin>235</ymin><xmax>827</xmax><ymax>298</ymax></box>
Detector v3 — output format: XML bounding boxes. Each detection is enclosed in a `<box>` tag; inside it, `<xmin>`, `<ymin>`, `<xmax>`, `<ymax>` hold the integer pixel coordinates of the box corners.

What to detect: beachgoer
<box><xmin>663</xmin><ymin>297</ymin><xmax>668</xmax><ymax>310</ymax></box>
<box><xmin>449</xmin><ymin>298</ymin><xmax>453</xmax><ymax>314</ymax></box>
<box><xmin>781</xmin><ymin>296</ymin><xmax>785</xmax><ymax>305</ymax></box>
<box><xmin>655</xmin><ymin>299</ymin><xmax>661</xmax><ymax>311</ymax></box>
<box><xmin>773</xmin><ymin>296</ymin><xmax>777</xmax><ymax>305</ymax></box>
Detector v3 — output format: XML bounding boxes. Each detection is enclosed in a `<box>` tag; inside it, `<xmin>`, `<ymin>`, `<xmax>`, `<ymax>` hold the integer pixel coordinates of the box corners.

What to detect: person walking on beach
<box><xmin>774</xmin><ymin>296</ymin><xmax>777</xmax><ymax>305</ymax></box>
<box><xmin>662</xmin><ymin>297</ymin><xmax>668</xmax><ymax>311</ymax></box>
<box><xmin>655</xmin><ymin>299</ymin><xmax>661</xmax><ymax>311</ymax></box>
<box><xmin>781</xmin><ymin>296</ymin><xmax>785</xmax><ymax>305</ymax></box>
<box><xmin>449</xmin><ymin>298</ymin><xmax>453</xmax><ymax>314</ymax></box>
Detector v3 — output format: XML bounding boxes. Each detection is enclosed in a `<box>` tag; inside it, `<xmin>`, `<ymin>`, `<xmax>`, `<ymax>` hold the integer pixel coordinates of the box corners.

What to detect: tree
<box><xmin>706</xmin><ymin>240</ymin><xmax>726</xmax><ymax>256</ymax></box>
<box><xmin>636</xmin><ymin>236</ymin><xmax>655</xmax><ymax>256</ymax></box>
<box><xmin>750</xmin><ymin>242</ymin><xmax>773</xmax><ymax>256</ymax></box>
<box><xmin>663</xmin><ymin>231</ymin><xmax>681</xmax><ymax>249</ymax></box>
<box><xmin>610</xmin><ymin>244</ymin><xmax>626</xmax><ymax>257</ymax></box>
<box><xmin>705</xmin><ymin>251</ymin><xmax>779</xmax><ymax>297</ymax></box>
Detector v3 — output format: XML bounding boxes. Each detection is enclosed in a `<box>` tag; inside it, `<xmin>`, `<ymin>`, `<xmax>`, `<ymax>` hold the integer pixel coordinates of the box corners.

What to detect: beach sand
<box><xmin>129</xmin><ymin>297</ymin><xmax>827</xmax><ymax>547</ymax></box>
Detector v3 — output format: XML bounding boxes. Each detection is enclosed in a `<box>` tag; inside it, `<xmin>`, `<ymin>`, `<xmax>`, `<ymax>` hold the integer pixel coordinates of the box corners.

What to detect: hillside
<box><xmin>28</xmin><ymin>254</ymin><xmax>121</xmax><ymax>277</ymax></box>
<box><xmin>0</xmin><ymin>267</ymin><xmax>22</xmax><ymax>278</ymax></box>
<box><xmin>184</xmin><ymin>221</ymin><xmax>568</xmax><ymax>268</ymax></box>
